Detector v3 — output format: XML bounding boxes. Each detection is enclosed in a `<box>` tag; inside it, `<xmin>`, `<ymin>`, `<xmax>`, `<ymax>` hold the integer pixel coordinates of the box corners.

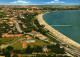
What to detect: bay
<box><xmin>43</xmin><ymin>10</ymin><xmax>80</xmax><ymax>43</ymax></box>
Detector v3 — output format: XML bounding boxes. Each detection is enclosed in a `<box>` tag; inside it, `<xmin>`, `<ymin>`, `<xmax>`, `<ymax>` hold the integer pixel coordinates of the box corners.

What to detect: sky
<box><xmin>0</xmin><ymin>0</ymin><xmax>80</xmax><ymax>5</ymax></box>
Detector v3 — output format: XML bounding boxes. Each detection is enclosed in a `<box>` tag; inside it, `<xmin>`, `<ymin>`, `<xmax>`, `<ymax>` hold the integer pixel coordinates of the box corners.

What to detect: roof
<box><xmin>25</xmin><ymin>35</ymin><xmax>31</xmax><ymax>39</ymax></box>
<box><xmin>31</xmin><ymin>30</ymin><xmax>36</xmax><ymax>33</ymax></box>
<box><xmin>1</xmin><ymin>34</ymin><xmax>23</xmax><ymax>38</ymax></box>
<box><xmin>17</xmin><ymin>54</ymin><xmax>21</xmax><ymax>57</ymax></box>
<box><xmin>22</xmin><ymin>40</ymin><xmax>27</xmax><ymax>48</ymax></box>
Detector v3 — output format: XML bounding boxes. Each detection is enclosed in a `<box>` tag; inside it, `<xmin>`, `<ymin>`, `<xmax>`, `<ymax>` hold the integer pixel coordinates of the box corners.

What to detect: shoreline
<box><xmin>37</xmin><ymin>12</ymin><xmax>80</xmax><ymax>48</ymax></box>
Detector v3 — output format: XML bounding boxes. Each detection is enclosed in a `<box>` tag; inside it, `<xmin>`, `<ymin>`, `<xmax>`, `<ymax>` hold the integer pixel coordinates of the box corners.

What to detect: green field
<box><xmin>11</xmin><ymin>42</ymin><xmax>22</xmax><ymax>50</ymax></box>
<box><xmin>0</xmin><ymin>36</ymin><xmax>25</xmax><ymax>45</ymax></box>
<box><xmin>11</xmin><ymin>38</ymin><xmax>49</xmax><ymax>50</ymax></box>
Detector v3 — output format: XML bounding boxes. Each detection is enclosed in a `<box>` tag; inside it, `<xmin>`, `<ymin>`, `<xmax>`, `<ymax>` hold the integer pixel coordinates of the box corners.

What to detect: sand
<box><xmin>37</xmin><ymin>13</ymin><xmax>80</xmax><ymax>48</ymax></box>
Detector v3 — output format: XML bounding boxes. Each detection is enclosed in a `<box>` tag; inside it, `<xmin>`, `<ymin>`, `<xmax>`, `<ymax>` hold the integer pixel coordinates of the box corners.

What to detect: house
<box><xmin>26</xmin><ymin>9</ymin><xmax>29</xmax><ymax>12</ymax></box>
<box><xmin>30</xmin><ymin>30</ymin><xmax>47</xmax><ymax>40</ymax></box>
<box><xmin>38</xmin><ymin>35</ymin><xmax>47</xmax><ymax>40</ymax></box>
<box><xmin>33</xmin><ymin>33</ymin><xmax>42</xmax><ymax>37</ymax></box>
<box><xmin>28</xmin><ymin>33</ymin><xmax>34</xmax><ymax>36</ymax></box>
<box><xmin>0</xmin><ymin>10</ymin><xmax>3</xmax><ymax>12</ymax></box>
<box><xmin>4</xmin><ymin>17</ymin><xmax>9</xmax><ymax>19</ymax></box>
<box><xmin>22</xmin><ymin>24</ymin><xmax>27</xmax><ymax>28</ymax></box>
<box><xmin>31</xmin><ymin>30</ymin><xmax>39</xmax><ymax>36</ymax></box>
<box><xmin>30</xmin><ymin>40</ymin><xmax>35</xmax><ymax>42</ymax></box>
<box><xmin>8</xmin><ymin>30</ymin><xmax>12</xmax><ymax>33</ymax></box>
<box><xmin>1</xmin><ymin>34</ymin><xmax>23</xmax><ymax>38</ymax></box>
<box><xmin>0</xmin><ymin>47</ymin><xmax>2</xmax><ymax>54</ymax></box>
<box><xmin>42</xmin><ymin>45</ymin><xmax>48</xmax><ymax>53</ymax></box>
<box><xmin>11</xmin><ymin>52</ymin><xmax>14</xmax><ymax>57</ymax></box>
<box><xmin>31</xmin><ymin>30</ymin><xmax>37</xmax><ymax>33</ymax></box>
<box><xmin>22</xmin><ymin>40</ymin><xmax>27</xmax><ymax>48</ymax></box>
<box><xmin>9</xmin><ymin>24</ymin><xmax>14</xmax><ymax>27</ymax></box>
<box><xmin>26</xmin><ymin>40</ymin><xmax>35</xmax><ymax>43</ymax></box>
<box><xmin>1</xmin><ymin>34</ymin><xmax>14</xmax><ymax>38</ymax></box>
<box><xmin>25</xmin><ymin>35</ymin><xmax>32</xmax><ymax>39</ymax></box>
<box><xmin>9</xmin><ymin>22</ymin><xmax>14</xmax><ymax>24</ymax></box>
<box><xmin>14</xmin><ymin>34</ymin><xmax>23</xmax><ymax>37</ymax></box>
<box><xmin>17</xmin><ymin>54</ymin><xmax>22</xmax><ymax>57</ymax></box>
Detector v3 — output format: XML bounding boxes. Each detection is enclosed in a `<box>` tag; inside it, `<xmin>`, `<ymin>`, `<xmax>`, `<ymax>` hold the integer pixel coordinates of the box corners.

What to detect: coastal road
<box><xmin>65</xmin><ymin>47</ymin><xmax>80</xmax><ymax>57</ymax></box>
<box><xmin>47</xmin><ymin>32</ymin><xmax>80</xmax><ymax>57</ymax></box>
<box><xmin>37</xmin><ymin>14</ymin><xmax>80</xmax><ymax>57</ymax></box>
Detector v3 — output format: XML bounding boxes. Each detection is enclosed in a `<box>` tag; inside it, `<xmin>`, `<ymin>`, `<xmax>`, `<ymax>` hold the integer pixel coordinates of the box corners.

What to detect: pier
<box><xmin>50</xmin><ymin>25</ymin><xmax>72</xmax><ymax>27</ymax></box>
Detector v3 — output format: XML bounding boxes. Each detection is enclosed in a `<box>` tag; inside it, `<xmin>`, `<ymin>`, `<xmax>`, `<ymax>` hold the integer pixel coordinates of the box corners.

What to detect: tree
<box><xmin>3</xmin><ymin>50</ymin><xmax>10</xmax><ymax>57</ymax></box>
<box><xmin>7</xmin><ymin>46</ymin><xmax>13</xmax><ymax>51</ymax></box>
<box><xmin>26</xmin><ymin>45</ymin><xmax>33</xmax><ymax>53</ymax></box>
<box><xmin>13</xmin><ymin>50</ymin><xmax>21</xmax><ymax>54</ymax></box>
<box><xmin>13</xmin><ymin>53</ymin><xmax>18</xmax><ymax>57</ymax></box>
<box><xmin>47</xmin><ymin>44</ymin><xmax>65</xmax><ymax>54</ymax></box>
<box><xmin>0</xmin><ymin>33</ymin><xmax>2</xmax><ymax>38</ymax></box>
<box><xmin>3</xmin><ymin>46</ymin><xmax>14</xmax><ymax>57</ymax></box>
<box><xmin>33</xmin><ymin>46</ymin><xmax>42</xmax><ymax>53</ymax></box>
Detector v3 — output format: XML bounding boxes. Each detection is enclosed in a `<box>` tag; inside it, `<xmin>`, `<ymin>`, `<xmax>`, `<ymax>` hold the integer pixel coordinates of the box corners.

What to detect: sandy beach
<box><xmin>37</xmin><ymin>13</ymin><xmax>80</xmax><ymax>48</ymax></box>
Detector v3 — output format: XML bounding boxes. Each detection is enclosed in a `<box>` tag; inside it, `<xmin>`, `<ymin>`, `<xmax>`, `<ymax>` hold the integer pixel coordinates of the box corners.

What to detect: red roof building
<box><xmin>17</xmin><ymin>54</ymin><xmax>22</xmax><ymax>57</ymax></box>
<box><xmin>25</xmin><ymin>35</ymin><xmax>32</xmax><ymax>39</ymax></box>
<box><xmin>1</xmin><ymin>34</ymin><xmax>23</xmax><ymax>38</ymax></box>
<box><xmin>31</xmin><ymin>30</ymin><xmax>36</xmax><ymax>33</ymax></box>
<box><xmin>22</xmin><ymin>40</ymin><xmax>27</xmax><ymax>49</ymax></box>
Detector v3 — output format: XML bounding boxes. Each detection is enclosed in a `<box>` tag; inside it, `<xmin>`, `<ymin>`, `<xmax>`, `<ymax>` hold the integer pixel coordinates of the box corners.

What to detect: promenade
<box><xmin>37</xmin><ymin>13</ymin><xmax>80</xmax><ymax>48</ymax></box>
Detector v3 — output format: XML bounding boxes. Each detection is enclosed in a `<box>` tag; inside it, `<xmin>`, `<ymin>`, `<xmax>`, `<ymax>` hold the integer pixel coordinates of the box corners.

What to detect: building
<box><xmin>11</xmin><ymin>52</ymin><xmax>14</xmax><ymax>57</ymax></box>
<box><xmin>25</xmin><ymin>35</ymin><xmax>32</xmax><ymax>39</ymax></box>
<box><xmin>33</xmin><ymin>33</ymin><xmax>42</xmax><ymax>37</ymax></box>
<box><xmin>42</xmin><ymin>45</ymin><xmax>48</xmax><ymax>53</ymax></box>
<box><xmin>31</xmin><ymin>30</ymin><xmax>37</xmax><ymax>33</ymax></box>
<box><xmin>1</xmin><ymin>34</ymin><xmax>23</xmax><ymax>38</ymax></box>
<box><xmin>26</xmin><ymin>9</ymin><xmax>29</xmax><ymax>12</ymax></box>
<box><xmin>31</xmin><ymin>30</ymin><xmax>41</xmax><ymax>37</ymax></box>
<box><xmin>22</xmin><ymin>40</ymin><xmax>27</xmax><ymax>49</ymax></box>
<box><xmin>17</xmin><ymin>54</ymin><xmax>22</xmax><ymax>57</ymax></box>
<box><xmin>22</xmin><ymin>24</ymin><xmax>27</xmax><ymax>28</ymax></box>
<box><xmin>0</xmin><ymin>47</ymin><xmax>2</xmax><ymax>55</ymax></box>
<box><xmin>30</xmin><ymin>30</ymin><xmax>47</xmax><ymax>40</ymax></box>
<box><xmin>26</xmin><ymin>39</ymin><xmax>35</xmax><ymax>43</ymax></box>
<box><xmin>9</xmin><ymin>24</ymin><xmax>14</xmax><ymax>27</ymax></box>
<box><xmin>30</xmin><ymin>40</ymin><xmax>35</xmax><ymax>43</ymax></box>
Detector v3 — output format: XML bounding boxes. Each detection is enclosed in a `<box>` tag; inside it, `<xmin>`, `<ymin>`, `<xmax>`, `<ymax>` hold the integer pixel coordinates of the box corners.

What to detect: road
<box><xmin>0</xmin><ymin>20</ymin><xmax>24</xmax><ymax>49</ymax></box>
<box><xmin>13</xmin><ymin>20</ymin><xmax>23</xmax><ymax>33</ymax></box>
<box><xmin>47</xmin><ymin>32</ymin><xmax>80</xmax><ymax>57</ymax></box>
<box><xmin>0</xmin><ymin>38</ymin><xmax>26</xmax><ymax>49</ymax></box>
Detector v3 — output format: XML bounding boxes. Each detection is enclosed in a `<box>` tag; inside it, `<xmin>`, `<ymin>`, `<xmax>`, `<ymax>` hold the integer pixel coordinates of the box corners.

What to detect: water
<box><xmin>43</xmin><ymin>10</ymin><xmax>80</xmax><ymax>43</ymax></box>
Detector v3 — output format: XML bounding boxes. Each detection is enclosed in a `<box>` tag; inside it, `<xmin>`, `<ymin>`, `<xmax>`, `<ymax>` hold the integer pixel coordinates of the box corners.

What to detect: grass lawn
<box><xmin>27</xmin><ymin>38</ymin><xmax>49</xmax><ymax>48</ymax></box>
<box><xmin>11</xmin><ymin>42</ymin><xmax>22</xmax><ymax>50</ymax></box>
<box><xmin>0</xmin><ymin>36</ymin><xmax>25</xmax><ymax>45</ymax></box>
<box><xmin>11</xmin><ymin>37</ymin><xmax>49</xmax><ymax>50</ymax></box>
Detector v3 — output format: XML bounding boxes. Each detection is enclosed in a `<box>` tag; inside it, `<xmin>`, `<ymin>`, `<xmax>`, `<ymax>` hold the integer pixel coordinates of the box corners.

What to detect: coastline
<box><xmin>37</xmin><ymin>12</ymin><xmax>80</xmax><ymax>48</ymax></box>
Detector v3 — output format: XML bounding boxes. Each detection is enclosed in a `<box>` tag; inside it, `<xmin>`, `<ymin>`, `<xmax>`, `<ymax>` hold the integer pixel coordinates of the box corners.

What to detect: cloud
<box><xmin>11</xmin><ymin>0</ymin><xmax>30</xmax><ymax>4</ymax></box>
<box><xmin>54</xmin><ymin>0</ymin><xmax>59</xmax><ymax>2</ymax></box>
<box><xmin>46</xmin><ymin>0</ymin><xmax>65</xmax><ymax>4</ymax></box>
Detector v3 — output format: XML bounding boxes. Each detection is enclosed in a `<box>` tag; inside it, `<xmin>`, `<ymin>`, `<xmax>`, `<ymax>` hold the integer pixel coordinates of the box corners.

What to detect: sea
<box><xmin>43</xmin><ymin>10</ymin><xmax>80</xmax><ymax>43</ymax></box>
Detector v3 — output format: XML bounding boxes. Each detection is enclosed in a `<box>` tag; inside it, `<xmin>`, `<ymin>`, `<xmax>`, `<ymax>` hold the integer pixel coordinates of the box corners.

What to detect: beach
<box><xmin>37</xmin><ymin>13</ymin><xmax>80</xmax><ymax>48</ymax></box>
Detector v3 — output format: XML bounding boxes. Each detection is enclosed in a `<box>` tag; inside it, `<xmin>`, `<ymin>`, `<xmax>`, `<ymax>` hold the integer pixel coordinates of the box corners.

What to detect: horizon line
<box><xmin>0</xmin><ymin>4</ymin><xmax>80</xmax><ymax>6</ymax></box>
